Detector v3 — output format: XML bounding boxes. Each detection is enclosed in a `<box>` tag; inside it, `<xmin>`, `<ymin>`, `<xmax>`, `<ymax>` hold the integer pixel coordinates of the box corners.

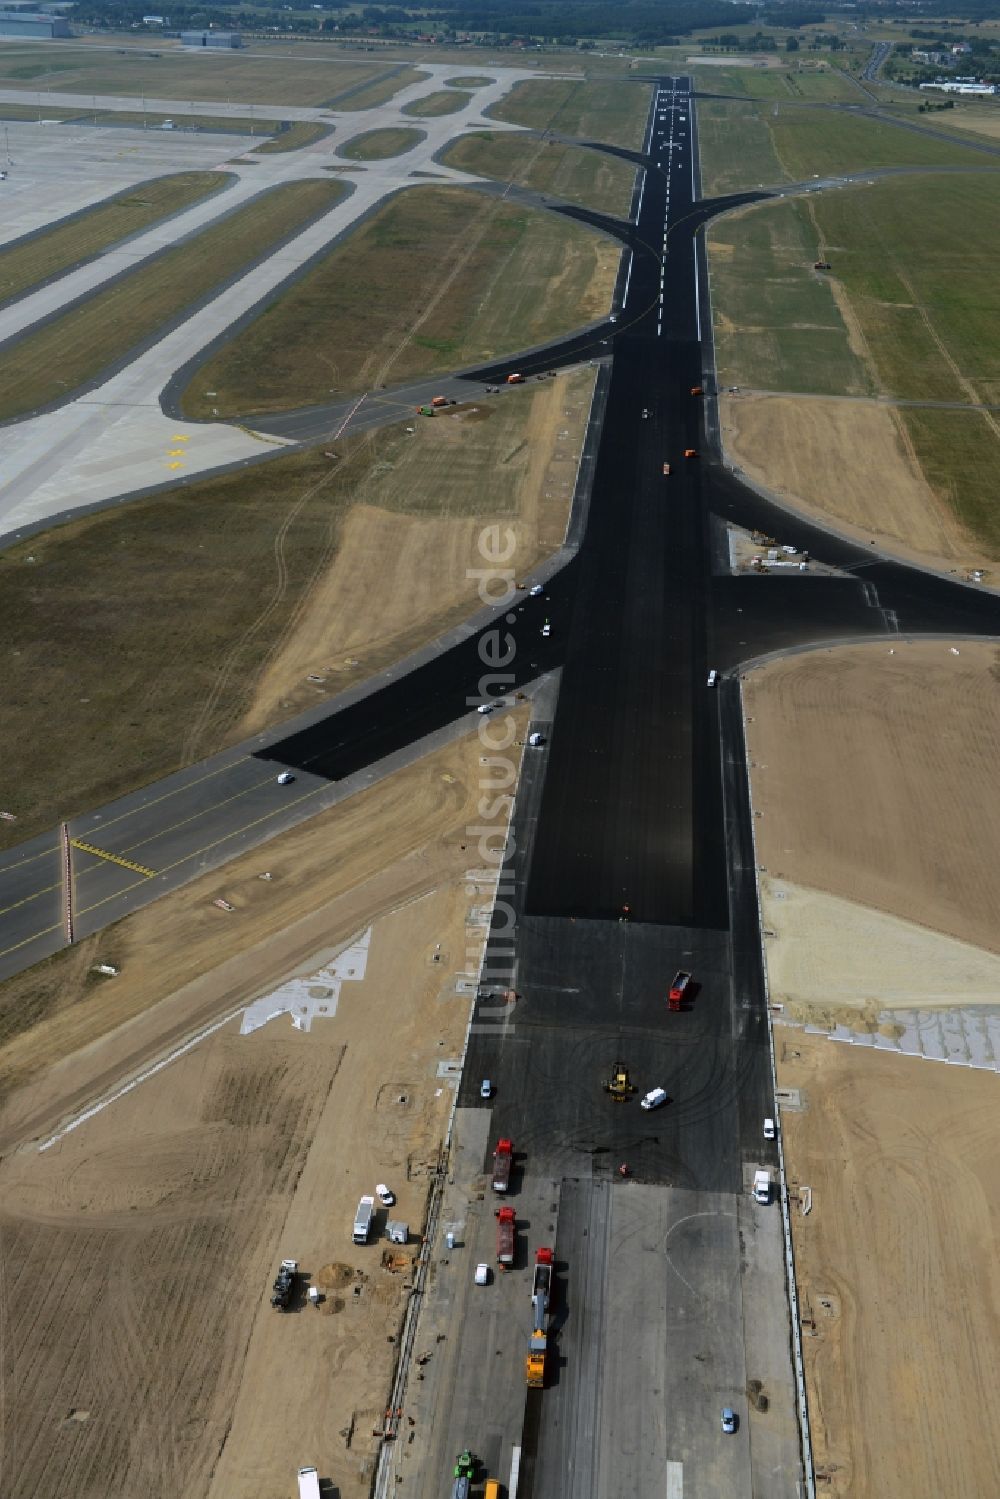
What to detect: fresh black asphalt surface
<box><xmin>3</xmin><ymin>65</ymin><xmax>1000</xmax><ymax>1496</ymax></box>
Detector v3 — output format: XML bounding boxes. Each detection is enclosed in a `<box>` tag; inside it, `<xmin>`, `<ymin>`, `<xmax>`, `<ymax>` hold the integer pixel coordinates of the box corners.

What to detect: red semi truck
<box><xmin>496</xmin><ymin>1206</ymin><xmax>516</xmax><ymax>1267</ymax></box>
<box><xmin>668</xmin><ymin>970</ymin><xmax>692</xmax><ymax>1011</ymax></box>
<box><xmin>491</xmin><ymin>1138</ymin><xmax>513</xmax><ymax>1194</ymax></box>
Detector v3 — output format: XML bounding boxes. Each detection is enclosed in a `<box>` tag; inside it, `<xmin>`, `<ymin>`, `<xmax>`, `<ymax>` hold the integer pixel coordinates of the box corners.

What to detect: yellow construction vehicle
<box><xmin>603</xmin><ymin>1062</ymin><xmax>636</xmax><ymax>1101</ymax></box>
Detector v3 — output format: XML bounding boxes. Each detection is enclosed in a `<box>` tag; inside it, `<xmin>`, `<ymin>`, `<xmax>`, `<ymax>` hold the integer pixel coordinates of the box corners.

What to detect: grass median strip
<box><xmin>0</xmin><ymin>172</ymin><xmax>229</xmax><ymax>309</ymax></box>
<box><xmin>401</xmin><ymin>89</ymin><xmax>471</xmax><ymax>118</ymax></box>
<box><xmin>252</xmin><ymin>120</ymin><xmax>335</xmax><ymax>154</ymax></box>
<box><xmin>0</xmin><ymin>179</ymin><xmax>345</xmax><ymax>421</ymax></box>
<box><xmin>180</xmin><ymin>185</ymin><xmax>618</xmax><ymax>418</ymax></box>
<box><xmin>339</xmin><ymin>127</ymin><xmax>424</xmax><ymax>161</ymax></box>
<box><xmin>443</xmin><ymin>130</ymin><xmax>635</xmax><ymax>216</ymax></box>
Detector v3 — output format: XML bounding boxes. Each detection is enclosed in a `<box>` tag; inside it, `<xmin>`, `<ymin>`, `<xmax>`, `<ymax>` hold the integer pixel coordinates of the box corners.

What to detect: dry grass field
<box><xmin>777</xmin><ymin>1031</ymin><xmax>1000</xmax><ymax>1496</ymax></box>
<box><xmin>0</xmin><ymin>43</ymin><xmax>385</xmax><ymax>105</ymax></box>
<box><xmin>442</xmin><ymin>129</ymin><xmax>636</xmax><ymax>216</ymax></box>
<box><xmin>0</xmin><ymin>371</ymin><xmax>590</xmax><ymax>846</ymax></box>
<box><xmin>181</xmin><ymin>186</ymin><xmax>617</xmax><ymax>417</ymax></box>
<box><xmin>0</xmin><ymin>178</ymin><xmax>345</xmax><ymax>420</ymax></box>
<box><xmin>0</xmin><ymin>171</ymin><xmax>228</xmax><ymax>307</ymax></box>
<box><xmin>0</xmin><ymin>724</ymin><xmax>513</xmax><ymax>1497</ymax></box>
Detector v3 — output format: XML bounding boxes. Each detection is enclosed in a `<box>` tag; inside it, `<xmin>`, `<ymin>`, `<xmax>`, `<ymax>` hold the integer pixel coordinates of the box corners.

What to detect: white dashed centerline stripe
<box><xmin>666</xmin><ymin>1460</ymin><xmax>683</xmax><ymax>1498</ymax></box>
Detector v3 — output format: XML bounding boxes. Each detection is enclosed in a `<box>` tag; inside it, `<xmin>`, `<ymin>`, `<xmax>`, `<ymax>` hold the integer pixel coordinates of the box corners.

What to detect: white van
<box><xmin>640</xmin><ymin>1087</ymin><xmax>668</xmax><ymax>1111</ymax></box>
<box><xmin>707</xmin><ymin>670</ymin><xmax>718</xmax><ymax>688</ymax></box>
<box><xmin>763</xmin><ymin>1117</ymin><xmax>776</xmax><ymax>1140</ymax></box>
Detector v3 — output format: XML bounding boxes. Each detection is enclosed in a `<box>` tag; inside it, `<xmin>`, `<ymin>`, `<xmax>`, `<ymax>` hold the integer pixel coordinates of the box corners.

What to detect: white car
<box><xmin>722</xmin><ymin>1407</ymin><xmax>736</xmax><ymax>1434</ymax></box>
<box><xmin>609</xmin><ymin>313</ymin><xmax>618</xmax><ymax>323</ymax></box>
<box><xmin>276</xmin><ymin>771</ymin><xmax>295</xmax><ymax>784</ymax></box>
<box><xmin>477</xmin><ymin>702</ymin><xmax>496</xmax><ymax>714</ymax></box>
<box><xmin>541</xmin><ymin>623</ymin><xmax>551</xmax><ymax>638</ymax></box>
<box><xmin>376</xmin><ymin>1183</ymin><xmax>395</xmax><ymax>1207</ymax></box>
<box><xmin>763</xmin><ymin>1117</ymin><xmax>776</xmax><ymax>1140</ymax></box>
<box><xmin>529</xmin><ymin>583</ymin><xmax>544</xmax><ymax>596</ymax></box>
<box><xmin>480</xmin><ymin>1079</ymin><xmax>492</xmax><ymax>1099</ymax></box>
<box><xmin>640</xmin><ymin>1087</ymin><xmax>668</xmax><ymax>1111</ymax></box>
<box><xmin>707</xmin><ymin>670</ymin><xmax>718</xmax><ymax>688</ymax></box>
<box><xmin>474</xmin><ymin>1263</ymin><xmax>490</xmax><ymax>1286</ymax></box>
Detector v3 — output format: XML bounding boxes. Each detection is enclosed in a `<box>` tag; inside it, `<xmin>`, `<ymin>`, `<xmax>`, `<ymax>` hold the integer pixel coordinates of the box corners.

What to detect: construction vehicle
<box><xmin>603</xmin><ymin>1061</ymin><xmax>637</xmax><ymax>1101</ymax></box>
<box><xmin>690</xmin><ymin>384</ymin><xmax>703</xmax><ymax>396</ymax></box>
<box><xmin>416</xmin><ymin>404</ymin><xmax>434</xmax><ymax>416</ymax></box>
<box><xmin>526</xmin><ymin>1247</ymin><xmax>554</xmax><ymax>1387</ymax></box>
<box><xmin>684</xmin><ymin>448</ymin><xmax>698</xmax><ymax>459</ymax></box>
<box><xmin>753</xmin><ymin>1169</ymin><xmax>772</xmax><ymax>1205</ymax></box>
<box><xmin>271</xmin><ymin>1258</ymin><xmax>298</xmax><ymax>1310</ymax></box>
<box><xmin>506</xmin><ymin>372</ymin><xmax>525</xmax><ymax>384</ymax></box>
<box><xmin>813</xmin><ymin>259</ymin><xmax>831</xmax><ymax>270</ymax></box>
<box><xmin>452</xmin><ymin>1450</ymin><xmax>476</xmax><ymax>1499</ymax></box>
<box><xmin>297</xmin><ymin>1467</ymin><xmax>321</xmax><ymax>1499</ymax></box>
<box><xmin>531</xmin><ymin>1245</ymin><xmax>554</xmax><ymax>1319</ymax></box>
<box><xmin>491</xmin><ymin>1137</ymin><xmax>514</xmax><ymax>1194</ymax></box>
<box><xmin>496</xmin><ymin>1205</ymin><xmax>516</xmax><ymax>1267</ymax></box>
<box><xmin>353</xmin><ymin>1195</ymin><xmax>375</xmax><ymax>1244</ymax></box>
<box><xmin>668</xmin><ymin>970</ymin><xmax>692</xmax><ymax>1011</ymax></box>
<box><xmin>431</xmin><ymin>395</ymin><xmax>449</xmax><ymax>408</ymax></box>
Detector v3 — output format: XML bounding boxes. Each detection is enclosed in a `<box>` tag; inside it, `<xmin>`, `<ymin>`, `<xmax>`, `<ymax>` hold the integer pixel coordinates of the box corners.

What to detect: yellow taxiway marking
<box><xmin>171</xmin><ymin>434</ymin><xmax>189</xmax><ymax>442</ymax></box>
<box><xmin>168</xmin><ymin>448</ymin><xmax>186</xmax><ymax>456</ymax></box>
<box><xmin>70</xmin><ymin>839</ymin><xmax>155</xmax><ymax>878</ymax></box>
<box><xmin>0</xmin><ymin>920</ymin><xmax>63</xmax><ymax>962</ymax></box>
<box><xmin>166</xmin><ymin>461</ymin><xmax>183</xmax><ymax>470</ymax></box>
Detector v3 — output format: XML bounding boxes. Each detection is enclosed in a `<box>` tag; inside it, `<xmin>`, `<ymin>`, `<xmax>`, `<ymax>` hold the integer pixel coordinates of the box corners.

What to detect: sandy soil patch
<box><xmin>722</xmin><ymin>391</ymin><xmax>988</xmax><ymax>574</ymax></box>
<box><xmin>744</xmin><ymin>640</ymin><xmax>1000</xmax><ymax>959</ymax></box>
<box><xmin>0</xmin><ymin>719</ymin><xmax>525</xmax><ymax>1146</ymax></box>
<box><xmin>776</xmin><ymin>1029</ymin><xmax>1000</xmax><ymax>1495</ymax></box>
<box><xmin>237</xmin><ymin>370</ymin><xmax>594</xmax><ymax>734</ymax></box>
<box><xmin>761</xmin><ymin>878</ymin><xmax>1000</xmax><ymax>1021</ymax></box>
<box><xmin>946</xmin><ymin>107</ymin><xmax>1000</xmax><ymax>140</ymax></box>
<box><xmin>0</xmin><ymin>878</ymin><xmax>480</xmax><ymax>1499</ymax></box>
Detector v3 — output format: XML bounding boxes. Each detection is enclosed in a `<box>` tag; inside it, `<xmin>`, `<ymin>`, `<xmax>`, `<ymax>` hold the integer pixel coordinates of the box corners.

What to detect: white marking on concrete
<box><xmin>241</xmin><ymin>926</ymin><xmax>371</xmax><ymax>1034</ymax></box>
<box><xmin>666</xmin><ymin>1460</ymin><xmax>683</xmax><ymax>1498</ymax></box>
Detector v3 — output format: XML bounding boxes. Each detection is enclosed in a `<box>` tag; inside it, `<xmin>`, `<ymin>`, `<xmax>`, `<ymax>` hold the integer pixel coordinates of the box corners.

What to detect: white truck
<box><xmin>753</xmin><ymin>1169</ymin><xmax>772</xmax><ymax>1205</ymax></box>
<box><xmin>353</xmin><ymin>1194</ymin><xmax>375</xmax><ymax>1244</ymax></box>
<box><xmin>297</xmin><ymin>1466</ymin><xmax>321</xmax><ymax>1499</ymax></box>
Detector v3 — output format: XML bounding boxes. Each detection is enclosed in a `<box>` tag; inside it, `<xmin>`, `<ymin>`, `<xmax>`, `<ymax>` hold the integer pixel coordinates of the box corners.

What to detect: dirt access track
<box><xmin>0</xmin><ymin>724</ymin><xmax>522</xmax><ymax>1498</ymax></box>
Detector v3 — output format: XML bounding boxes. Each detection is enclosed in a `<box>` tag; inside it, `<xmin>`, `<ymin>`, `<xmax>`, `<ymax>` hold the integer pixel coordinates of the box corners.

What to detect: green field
<box><xmin>339</xmin><ymin>126</ymin><xmax>424</xmax><ymax>160</ymax></box>
<box><xmin>442</xmin><ymin>131</ymin><xmax>635</xmax><ymax>216</ymax></box>
<box><xmin>180</xmin><ymin>186</ymin><xmax>618</xmax><ymax>418</ymax></box>
<box><xmin>903</xmin><ymin>408</ymin><xmax>1000</xmax><ymax>555</ymax></box>
<box><xmin>0</xmin><ymin>172</ymin><xmax>228</xmax><ymax>308</ymax></box>
<box><xmin>708</xmin><ymin>198</ymin><xmax>873</xmax><ymax>396</ymax></box>
<box><xmin>697</xmin><ymin>98</ymin><xmax>786</xmax><ymax>195</ymax></box>
<box><xmin>400</xmin><ymin>89</ymin><xmax>471</xmax><ymax>117</ymax></box>
<box><xmin>0</xmin><ymin>377</ymin><xmax>579</xmax><ymax>845</ymax></box>
<box><xmin>0</xmin><ymin>44</ymin><xmax>383</xmax><ymax>106</ymax></box>
<box><xmin>770</xmin><ymin>105</ymin><xmax>1000</xmax><ymax>179</ymax></box>
<box><xmin>489</xmin><ymin>77</ymin><xmax>652</xmax><ymax>150</ymax></box>
<box><xmin>0</xmin><ymin>179</ymin><xmax>345</xmax><ymax>420</ymax></box>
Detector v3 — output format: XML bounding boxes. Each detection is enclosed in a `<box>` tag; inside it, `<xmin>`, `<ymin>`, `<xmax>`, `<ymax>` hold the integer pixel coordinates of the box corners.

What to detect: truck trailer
<box><xmin>353</xmin><ymin>1195</ymin><xmax>375</xmax><ymax>1243</ymax></box>
<box><xmin>297</xmin><ymin>1466</ymin><xmax>321</xmax><ymax>1499</ymax></box>
<box><xmin>491</xmin><ymin>1137</ymin><xmax>513</xmax><ymax>1193</ymax></box>
<box><xmin>531</xmin><ymin>1245</ymin><xmax>553</xmax><ymax>1318</ymax></box>
<box><xmin>496</xmin><ymin>1205</ymin><xmax>516</xmax><ymax>1267</ymax></box>
<box><xmin>753</xmin><ymin>1169</ymin><xmax>772</xmax><ymax>1205</ymax></box>
<box><xmin>271</xmin><ymin>1258</ymin><xmax>298</xmax><ymax>1310</ymax></box>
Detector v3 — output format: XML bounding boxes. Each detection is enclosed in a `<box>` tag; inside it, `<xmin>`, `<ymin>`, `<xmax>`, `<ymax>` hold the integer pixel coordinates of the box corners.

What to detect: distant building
<box><xmin>180</xmin><ymin>28</ymin><xmax>242</xmax><ymax>48</ymax></box>
<box><xmin>920</xmin><ymin>78</ymin><xmax>996</xmax><ymax>95</ymax></box>
<box><xmin>142</xmin><ymin>14</ymin><xmax>167</xmax><ymax>24</ymax></box>
<box><xmin>0</xmin><ymin>10</ymin><xmax>70</xmax><ymax>36</ymax></box>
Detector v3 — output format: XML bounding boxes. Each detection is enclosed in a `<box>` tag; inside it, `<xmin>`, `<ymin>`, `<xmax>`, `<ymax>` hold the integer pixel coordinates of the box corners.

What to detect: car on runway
<box><xmin>474</xmin><ymin>1263</ymin><xmax>490</xmax><ymax>1286</ymax></box>
<box><xmin>707</xmin><ymin>670</ymin><xmax>718</xmax><ymax>687</ymax></box>
<box><xmin>477</xmin><ymin>702</ymin><xmax>498</xmax><ymax>714</ymax></box>
<box><xmin>641</xmin><ymin>1087</ymin><xmax>668</xmax><ymax>1111</ymax></box>
<box><xmin>480</xmin><ymin>1078</ymin><xmax>492</xmax><ymax>1098</ymax></box>
<box><xmin>529</xmin><ymin>583</ymin><xmax>544</xmax><ymax>596</ymax></box>
<box><xmin>641</xmin><ymin>407</ymin><xmax>650</xmax><ymax>419</ymax></box>
<box><xmin>764</xmin><ymin>1116</ymin><xmax>776</xmax><ymax>1139</ymax></box>
<box><xmin>721</xmin><ymin>1407</ymin><xmax>737</xmax><ymax>1434</ymax></box>
<box><xmin>276</xmin><ymin>771</ymin><xmax>295</xmax><ymax>784</ymax></box>
<box><xmin>541</xmin><ymin>622</ymin><xmax>551</xmax><ymax>638</ymax></box>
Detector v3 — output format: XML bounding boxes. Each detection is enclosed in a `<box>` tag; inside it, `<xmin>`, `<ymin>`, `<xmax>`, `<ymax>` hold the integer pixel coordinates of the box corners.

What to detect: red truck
<box><xmin>491</xmin><ymin>1138</ymin><xmax>513</xmax><ymax>1194</ymax></box>
<box><xmin>496</xmin><ymin>1206</ymin><xmax>516</xmax><ymax>1267</ymax></box>
<box><xmin>668</xmin><ymin>970</ymin><xmax>692</xmax><ymax>1011</ymax></box>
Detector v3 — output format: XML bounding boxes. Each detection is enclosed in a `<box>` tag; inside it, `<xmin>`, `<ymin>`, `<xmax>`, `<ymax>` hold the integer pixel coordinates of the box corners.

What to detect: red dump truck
<box><xmin>496</xmin><ymin>1206</ymin><xmax>516</xmax><ymax>1267</ymax></box>
<box><xmin>431</xmin><ymin>395</ymin><xmax>448</xmax><ymax>408</ymax></box>
<box><xmin>506</xmin><ymin>372</ymin><xmax>525</xmax><ymax>385</ymax></box>
<box><xmin>668</xmin><ymin>970</ymin><xmax>692</xmax><ymax>1011</ymax></box>
<box><xmin>491</xmin><ymin>1138</ymin><xmax>513</xmax><ymax>1193</ymax></box>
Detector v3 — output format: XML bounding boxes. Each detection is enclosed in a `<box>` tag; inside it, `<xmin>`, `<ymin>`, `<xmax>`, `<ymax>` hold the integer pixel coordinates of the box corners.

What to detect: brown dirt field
<box><xmin>744</xmin><ymin>640</ymin><xmax>1000</xmax><ymax>959</ymax></box>
<box><xmin>776</xmin><ymin>1029</ymin><xmax>1000</xmax><ymax>1495</ymax></box>
<box><xmin>0</xmin><ymin>719</ymin><xmax>525</xmax><ymax>1145</ymax></box>
<box><xmin>238</xmin><ymin>369</ymin><xmax>593</xmax><ymax>734</ymax></box>
<box><xmin>721</xmin><ymin>391</ymin><xmax>990</xmax><ymax>577</ymax></box>
<box><xmin>0</xmin><ymin>878</ymin><xmax>482</xmax><ymax>1499</ymax></box>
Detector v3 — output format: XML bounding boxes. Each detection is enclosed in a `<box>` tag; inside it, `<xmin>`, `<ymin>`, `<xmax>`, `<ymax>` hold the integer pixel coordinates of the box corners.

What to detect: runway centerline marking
<box><xmin>666</xmin><ymin>1460</ymin><xmax>683</xmax><ymax>1498</ymax></box>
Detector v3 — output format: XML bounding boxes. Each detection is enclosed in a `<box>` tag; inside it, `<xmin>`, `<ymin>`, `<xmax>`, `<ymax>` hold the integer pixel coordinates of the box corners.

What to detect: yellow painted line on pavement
<box><xmin>167</xmin><ymin>461</ymin><xmax>183</xmax><ymax>470</ymax></box>
<box><xmin>70</xmin><ymin>839</ymin><xmax>155</xmax><ymax>877</ymax></box>
<box><xmin>0</xmin><ymin>880</ymin><xmax>62</xmax><ymax>921</ymax></box>
<box><xmin>77</xmin><ymin>783</ymin><xmax>327</xmax><ymax>920</ymax></box>
<box><xmin>171</xmin><ymin>433</ymin><xmax>189</xmax><ymax>441</ymax></box>
<box><xmin>87</xmin><ymin>757</ymin><xmax>249</xmax><ymax>835</ymax></box>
